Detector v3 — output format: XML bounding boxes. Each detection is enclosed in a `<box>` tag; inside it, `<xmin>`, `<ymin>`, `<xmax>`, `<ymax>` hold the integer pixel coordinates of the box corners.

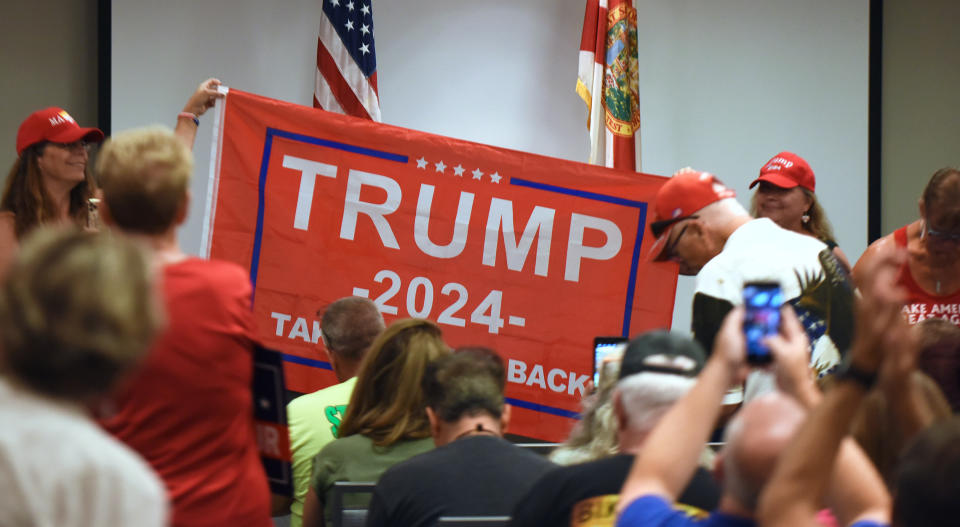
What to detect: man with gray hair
<box><xmin>510</xmin><ymin>331</ymin><xmax>719</xmax><ymax>527</ymax></box>
<box><xmin>281</xmin><ymin>296</ymin><xmax>385</xmax><ymax>527</ymax></box>
<box><xmin>617</xmin><ymin>306</ymin><xmax>880</xmax><ymax>527</ymax></box>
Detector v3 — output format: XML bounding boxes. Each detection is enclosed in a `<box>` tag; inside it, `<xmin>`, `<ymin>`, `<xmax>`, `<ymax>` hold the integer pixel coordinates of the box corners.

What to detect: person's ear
<box><xmin>426</xmin><ymin>407</ymin><xmax>440</xmax><ymax>437</ymax></box>
<box><xmin>612</xmin><ymin>390</ymin><xmax>628</xmax><ymax>433</ymax></box>
<box><xmin>500</xmin><ymin>403</ymin><xmax>511</xmax><ymax>433</ymax></box>
<box><xmin>686</xmin><ymin>219</ymin><xmax>706</xmax><ymax>238</ymax></box>
<box><xmin>175</xmin><ymin>191</ymin><xmax>191</xmax><ymax>226</ymax></box>
<box><xmin>99</xmin><ymin>200</ymin><xmax>115</xmax><ymax>227</ymax></box>
<box><xmin>713</xmin><ymin>450</ymin><xmax>725</xmax><ymax>483</ymax></box>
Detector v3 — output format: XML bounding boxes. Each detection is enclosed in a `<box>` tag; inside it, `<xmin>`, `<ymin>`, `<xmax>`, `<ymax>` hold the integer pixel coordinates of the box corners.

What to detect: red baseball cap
<box><xmin>749</xmin><ymin>151</ymin><xmax>815</xmax><ymax>192</ymax></box>
<box><xmin>648</xmin><ymin>169</ymin><xmax>736</xmax><ymax>261</ymax></box>
<box><xmin>16</xmin><ymin>107</ymin><xmax>104</xmax><ymax>156</ymax></box>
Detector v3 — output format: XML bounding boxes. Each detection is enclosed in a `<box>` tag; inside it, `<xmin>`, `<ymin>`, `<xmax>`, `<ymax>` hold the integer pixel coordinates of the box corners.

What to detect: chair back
<box><xmin>330</xmin><ymin>481</ymin><xmax>376</xmax><ymax>527</ymax></box>
<box><xmin>437</xmin><ymin>516</ymin><xmax>511</xmax><ymax>527</ymax></box>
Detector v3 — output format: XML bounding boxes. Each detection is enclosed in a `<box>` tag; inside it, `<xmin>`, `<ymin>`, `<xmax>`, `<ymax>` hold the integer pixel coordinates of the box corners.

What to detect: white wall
<box><xmin>882</xmin><ymin>0</ymin><xmax>960</xmax><ymax>233</ymax></box>
<box><xmin>112</xmin><ymin>0</ymin><xmax>869</xmax><ymax>333</ymax></box>
<box><xmin>0</xmin><ymin>0</ymin><xmax>98</xmax><ymax>174</ymax></box>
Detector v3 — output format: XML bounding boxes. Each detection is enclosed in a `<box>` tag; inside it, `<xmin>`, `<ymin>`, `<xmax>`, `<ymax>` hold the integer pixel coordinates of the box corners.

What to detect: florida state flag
<box><xmin>577</xmin><ymin>0</ymin><xmax>641</xmax><ymax>171</ymax></box>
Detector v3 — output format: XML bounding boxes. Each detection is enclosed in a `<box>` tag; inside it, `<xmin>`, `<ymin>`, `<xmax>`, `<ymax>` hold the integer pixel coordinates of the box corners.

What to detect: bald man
<box><xmin>616</xmin><ymin>307</ymin><xmax>821</xmax><ymax>527</ymax></box>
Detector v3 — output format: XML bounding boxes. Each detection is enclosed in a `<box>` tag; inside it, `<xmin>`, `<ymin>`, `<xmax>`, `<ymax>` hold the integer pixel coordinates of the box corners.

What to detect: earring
<box><xmin>802</xmin><ymin>214</ymin><xmax>810</xmax><ymax>224</ymax></box>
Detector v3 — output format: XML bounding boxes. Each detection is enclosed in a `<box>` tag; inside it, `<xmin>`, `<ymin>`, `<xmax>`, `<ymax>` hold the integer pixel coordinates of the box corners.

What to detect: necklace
<box><xmin>453</xmin><ymin>423</ymin><xmax>499</xmax><ymax>441</ymax></box>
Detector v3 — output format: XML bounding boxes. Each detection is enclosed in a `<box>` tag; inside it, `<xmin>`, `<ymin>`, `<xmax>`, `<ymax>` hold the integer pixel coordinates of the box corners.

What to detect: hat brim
<box><xmin>748</xmin><ymin>173</ymin><xmax>800</xmax><ymax>190</ymax></box>
<box><xmin>646</xmin><ymin>225</ymin><xmax>673</xmax><ymax>262</ymax></box>
<box><xmin>46</xmin><ymin>126</ymin><xmax>105</xmax><ymax>146</ymax></box>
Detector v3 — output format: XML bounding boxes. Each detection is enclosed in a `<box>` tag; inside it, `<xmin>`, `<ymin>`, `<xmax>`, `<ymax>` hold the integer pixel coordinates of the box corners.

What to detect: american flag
<box><xmin>577</xmin><ymin>0</ymin><xmax>641</xmax><ymax>171</ymax></box>
<box><xmin>314</xmin><ymin>0</ymin><xmax>381</xmax><ymax>121</ymax></box>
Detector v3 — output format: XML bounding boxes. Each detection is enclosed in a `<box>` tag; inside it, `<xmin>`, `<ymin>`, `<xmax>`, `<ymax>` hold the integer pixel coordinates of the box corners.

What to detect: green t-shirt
<box><xmin>286</xmin><ymin>377</ymin><xmax>356</xmax><ymax>527</ymax></box>
<box><xmin>311</xmin><ymin>434</ymin><xmax>435</xmax><ymax>525</ymax></box>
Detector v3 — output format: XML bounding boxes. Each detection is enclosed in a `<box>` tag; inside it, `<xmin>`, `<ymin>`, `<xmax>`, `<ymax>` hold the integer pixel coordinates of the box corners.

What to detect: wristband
<box><xmin>835</xmin><ymin>362</ymin><xmax>877</xmax><ymax>390</ymax></box>
<box><xmin>178</xmin><ymin>112</ymin><xmax>200</xmax><ymax>127</ymax></box>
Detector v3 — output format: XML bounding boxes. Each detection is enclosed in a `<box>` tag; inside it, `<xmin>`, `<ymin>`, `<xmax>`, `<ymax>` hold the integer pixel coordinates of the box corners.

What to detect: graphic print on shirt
<box><xmin>788</xmin><ymin>248</ymin><xmax>855</xmax><ymax>376</ymax></box>
<box><xmin>324</xmin><ymin>404</ymin><xmax>347</xmax><ymax>437</ymax></box>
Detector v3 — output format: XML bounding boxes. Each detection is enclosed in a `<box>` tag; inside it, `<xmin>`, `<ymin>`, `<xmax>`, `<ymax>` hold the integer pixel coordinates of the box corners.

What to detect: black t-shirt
<box><xmin>510</xmin><ymin>453</ymin><xmax>720</xmax><ymax>527</ymax></box>
<box><xmin>366</xmin><ymin>435</ymin><xmax>554</xmax><ymax>527</ymax></box>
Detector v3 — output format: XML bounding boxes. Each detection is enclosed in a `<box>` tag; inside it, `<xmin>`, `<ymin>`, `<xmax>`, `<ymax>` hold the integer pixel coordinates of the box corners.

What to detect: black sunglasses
<box><xmin>651</xmin><ymin>214</ymin><xmax>698</xmax><ymax>238</ymax></box>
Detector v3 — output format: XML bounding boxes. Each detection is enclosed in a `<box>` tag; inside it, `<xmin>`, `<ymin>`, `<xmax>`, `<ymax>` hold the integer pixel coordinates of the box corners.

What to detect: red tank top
<box><xmin>894</xmin><ymin>226</ymin><xmax>960</xmax><ymax>327</ymax></box>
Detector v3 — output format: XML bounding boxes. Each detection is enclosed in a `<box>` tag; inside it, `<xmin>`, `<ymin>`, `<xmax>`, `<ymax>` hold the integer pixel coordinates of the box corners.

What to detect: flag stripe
<box><xmin>313</xmin><ymin>75</ymin><xmax>346</xmax><ymax>114</ymax></box>
<box><xmin>579</xmin><ymin>0</ymin><xmax>600</xmax><ymax>51</ymax></box>
<box><xmin>316</xmin><ymin>39</ymin><xmax>369</xmax><ymax>118</ymax></box>
<box><xmin>314</xmin><ymin>0</ymin><xmax>381</xmax><ymax>122</ymax></box>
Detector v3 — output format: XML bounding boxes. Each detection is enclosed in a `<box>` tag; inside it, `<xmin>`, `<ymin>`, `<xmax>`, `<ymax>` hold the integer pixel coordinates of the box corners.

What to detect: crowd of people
<box><xmin>0</xmin><ymin>82</ymin><xmax>958</xmax><ymax>527</ymax></box>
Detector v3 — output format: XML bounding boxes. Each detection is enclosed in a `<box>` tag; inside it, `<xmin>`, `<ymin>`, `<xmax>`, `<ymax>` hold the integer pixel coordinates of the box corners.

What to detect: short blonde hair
<box><xmin>337</xmin><ymin>318</ymin><xmax>451</xmax><ymax>446</ymax></box>
<box><xmin>96</xmin><ymin>125</ymin><xmax>193</xmax><ymax>234</ymax></box>
<box><xmin>0</xmin><ymin>227</ymin><xmax>162</xmax><ymax>400</ymax></box>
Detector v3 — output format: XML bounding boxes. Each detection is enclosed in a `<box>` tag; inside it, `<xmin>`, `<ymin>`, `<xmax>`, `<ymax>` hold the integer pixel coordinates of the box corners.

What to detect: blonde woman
<box><xmin>749</xmin><ymin>151</ymin><xmax>851</xmax><ymax>271</ymax></box>
<box><xmin>0</xmin><ymin>228</ymin><xmax>166</xmax><ymax>527</ymax></box>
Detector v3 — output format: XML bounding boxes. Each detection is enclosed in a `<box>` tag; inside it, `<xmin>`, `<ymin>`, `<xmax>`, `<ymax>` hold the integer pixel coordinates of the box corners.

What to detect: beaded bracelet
<box><xmin>178</xmin><ymin>112</ymin><xmax>200</xmax><ymax>127</ymax></box>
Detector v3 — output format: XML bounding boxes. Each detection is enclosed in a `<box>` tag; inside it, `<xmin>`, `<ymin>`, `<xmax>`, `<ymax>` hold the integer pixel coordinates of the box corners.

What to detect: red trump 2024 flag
<box><xmin>577</xmin><ymin>0</ymin><xmax>641</xmax><ymax>171</ymax></box>
<box><xmin>202</xmin><ymin>88</ymin><xmax>676</xmax><ymax>441</ymax></box>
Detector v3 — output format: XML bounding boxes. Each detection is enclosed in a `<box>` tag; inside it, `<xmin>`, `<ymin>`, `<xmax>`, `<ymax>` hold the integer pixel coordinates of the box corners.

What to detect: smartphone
<box><xmin>593</xmin><ymin>337</ymin><xmax>628</xmax><ymax>387</ymax></box>
<box><xmin>742</xmin><ymin>281</ymin><xmax>783</xmax><ymax>365</ymax></box>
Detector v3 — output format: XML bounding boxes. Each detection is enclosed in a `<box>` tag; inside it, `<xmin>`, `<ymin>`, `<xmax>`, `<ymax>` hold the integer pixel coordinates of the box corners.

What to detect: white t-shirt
<box><xmin>0</xmin><ymin>378</ymin><xmax>168</xmax><ymax>527</ymax></box>
<box><xmin>692</xmin><ymin>218</ymin><xmax>855</xmax><ymax>400</ymax></box>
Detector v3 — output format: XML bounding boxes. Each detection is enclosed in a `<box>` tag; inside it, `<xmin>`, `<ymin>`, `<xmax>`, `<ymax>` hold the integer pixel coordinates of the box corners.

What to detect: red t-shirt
<box><xmin>894</xmin><ymin>226</ymin><xmax>960</xmax><ymax>326</ymax></box>
<box><xmin>99</xmin><ymin>258</ymin><xmax>271</xmax><ymax>527</ymax></box>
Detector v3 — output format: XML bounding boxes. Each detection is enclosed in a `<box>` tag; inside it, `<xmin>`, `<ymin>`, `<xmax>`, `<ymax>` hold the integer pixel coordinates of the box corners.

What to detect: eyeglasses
<box><xmin>48</xmin><ymin>140</ymin><xmax>94</xmax><ymax>153</ymax></box>
<box><xmin>651</xmin><ymin>214</ymin><xmax>698</xmax><ymax>238</ymax></box>
<box><xmin>663</xmin><ymin>223</ymin><xmax>692</xmax><ymax>261</ymax></box>
<box><xmin>924</xmin><ymin>219</ymin><xmax>960</xmax><ymax>243</ymax></box>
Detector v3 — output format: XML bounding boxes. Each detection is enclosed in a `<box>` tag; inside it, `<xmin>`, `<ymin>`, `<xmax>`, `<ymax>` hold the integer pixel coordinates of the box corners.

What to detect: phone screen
<box><xmin>593</xmin><ymin>337</ymin><xmax>628</xmax><ymax>387</ymax></box>
<box><xmin>742</xmin><ymin>281</ymin><xmax>783</xmax><ymax>365</ymax></box>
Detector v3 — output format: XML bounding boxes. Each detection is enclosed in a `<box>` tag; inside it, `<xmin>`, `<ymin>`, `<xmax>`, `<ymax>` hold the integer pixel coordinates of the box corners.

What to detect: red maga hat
<box><xmin>648</xmin><ymin>169</ymin><xmax>736</xmax><ymax>261</ymax></box>
<box><xmin>749</xmin><ymin>151</ymin><xmax>815</xmax><ymax>192</ymax></box>
<box><xmin>16</xmin><ymin>107</ymin><xmax>104</xmax><ymax>156</ymax></box>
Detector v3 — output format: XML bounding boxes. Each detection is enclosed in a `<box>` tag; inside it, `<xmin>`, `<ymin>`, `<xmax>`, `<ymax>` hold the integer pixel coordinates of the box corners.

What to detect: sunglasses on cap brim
<box><xmin>650</xmin><ymin>215</ymin><xmax>698</xmax><ymax>238</ymax></box>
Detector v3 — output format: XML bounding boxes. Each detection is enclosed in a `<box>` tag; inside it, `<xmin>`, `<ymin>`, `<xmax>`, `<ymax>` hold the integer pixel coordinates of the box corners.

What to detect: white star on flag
<box><xmin>453</xmin><ymin>165</ymin><xmax>465</xmax><ymax>176</ymax></box>
<box><xmin>360</xmin><ymin>43</ymin><xmax>370</xmax><ymax>55</ymax></box>
<box><xmin>472</xmin><ymin>168</ymin><xmax>484</xmax><ymax>180</ymax></box>
<box><xmin>347</xmin><ymin>1</ymin><xmax>355</xmax><ymax>11</ymax></box>
<box><xmin>435</xmin><ymin>161</ymin><xmax>446</xmax><ymax>173</ymax></box>
<box><xmin>331</xmin><ymin>0</ymin><xmax>340</xmax><ymax>6</ymax></box>
<box><xmin>361</xmin><ymin>24</ymin><xmax>370</xmax><ymax>35</ymax></box>
<box><xmin>489</xmin><ymin>172</ymin><xmax>502</xmax><ymax>183</ymax></box>
<box><xmin>345</xmin><ymin>19</ymin><xmax>354</xmax><ymax>31</ymax></box>
<box><xmin>361</xmin><ymin>3</ymin><xmax>370</xmax><ymax>15</ymax></box>
<box><xmin>416</xmin><ymin>157</ymin><xmax>428</xmax><ymax>169</ymax></box>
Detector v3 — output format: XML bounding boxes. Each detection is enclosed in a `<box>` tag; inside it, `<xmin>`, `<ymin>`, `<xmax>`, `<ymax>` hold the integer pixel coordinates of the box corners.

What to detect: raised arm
<box><xmin>618</xmin><ymin>307</ymin><xmax>746</xmax><ymax>511</ymax></box>
<box><xmin>758</xmin><ymin>250</ymin><xmax>907</xmax><ymax>527</ymax></box>
<box><xmin>174</xmin><ymin>78</ymin><xmax>223</xmax><ymax>150</ymax></box>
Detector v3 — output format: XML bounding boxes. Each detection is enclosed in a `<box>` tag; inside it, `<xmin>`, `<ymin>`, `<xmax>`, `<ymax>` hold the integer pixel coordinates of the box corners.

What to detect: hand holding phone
<box><xmin>742</xmin><ymin>281</ymin><xmax>784</xmax><ymax>365</ymax></box>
